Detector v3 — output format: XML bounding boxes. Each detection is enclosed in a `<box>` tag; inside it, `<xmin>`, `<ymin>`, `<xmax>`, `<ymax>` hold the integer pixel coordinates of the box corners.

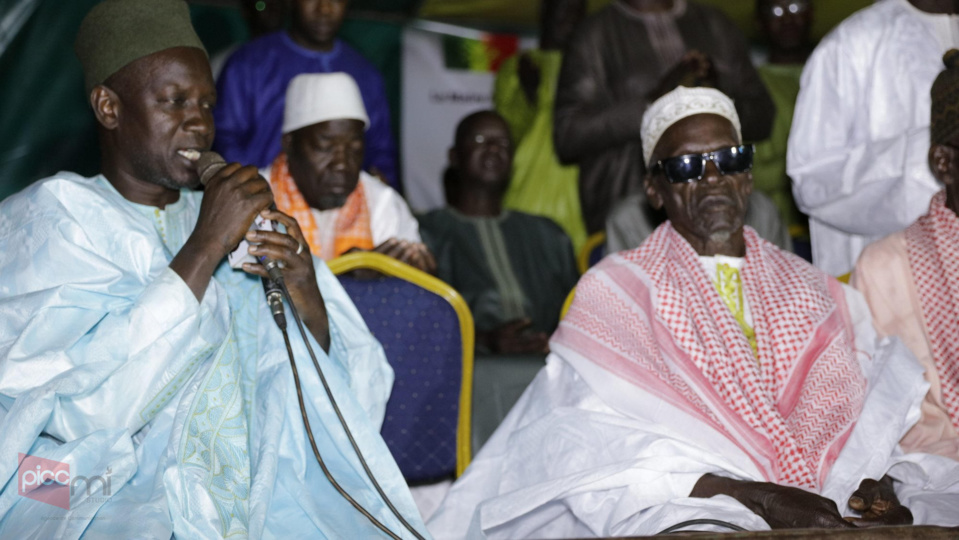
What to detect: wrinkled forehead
<box><xmin>651</xmin><ymin>114</ymin><xmax>740</xmax><ymax>162</ymax></box>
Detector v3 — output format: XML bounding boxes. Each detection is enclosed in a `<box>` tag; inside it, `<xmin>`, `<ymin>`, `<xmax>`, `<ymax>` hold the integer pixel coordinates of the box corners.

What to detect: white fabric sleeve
<box><xmin>886</xmin><ymin>452</ymin><xmax>959</xmax><ymax>527</ymax></box>
<box><xmin>364</xmin><ymin>173</ymin><xmax>422</xmax><ymax>245</ymax></box>
<box><xmin>428</xmin><ymin>356</ymin><xmax>768</xmax><ymax>539</ymax></box>
<box><xmin>831</xmin><ymin>328</ymin><xmax>959</xmax><ymax>527</ymax></box>
<box><xmin>819</xmin><ymin>286</ymin><xmax>927</xmax><ymax>506</ymax></box>
<box><xmin>0</xmin><ymin>187</ymin><xmax>231</xmax><ymax>440</ymax></box>
<box><xmin>0</xmin><ymin>264</ymin><xmax>228</xmax><ymax>441</ymax></box>
<box><xmin>820</xmin><ymin>284</ymin><xmax>959</xmax><ymax>527</ymax></box>
<box><xmin>787</xmin><ymin>33</ymin><xmax>940</xmax><ymax>237</ymax></box>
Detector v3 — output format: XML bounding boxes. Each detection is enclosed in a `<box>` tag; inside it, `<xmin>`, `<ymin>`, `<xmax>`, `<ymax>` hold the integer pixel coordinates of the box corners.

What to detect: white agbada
<box><xmin>427</xmin><ymin>248</ymin><xmax>959</xmax><ymax>539</ymax></box>
<box><xmin>787</xmin><ymin>0</ymin><xmax>959</xmax><ymax>275</ymax></box>
<box><xmin>0</xmin><ymin>173</ymin><xmax>429</xmax><ymax>539</ymax></box>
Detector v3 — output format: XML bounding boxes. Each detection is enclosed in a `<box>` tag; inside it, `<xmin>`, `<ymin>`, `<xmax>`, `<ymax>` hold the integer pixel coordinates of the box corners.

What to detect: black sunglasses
<box><xmin>650</xmin><ymin>144</ymin><xmax>755</xmax><ymax>184</ymax></box>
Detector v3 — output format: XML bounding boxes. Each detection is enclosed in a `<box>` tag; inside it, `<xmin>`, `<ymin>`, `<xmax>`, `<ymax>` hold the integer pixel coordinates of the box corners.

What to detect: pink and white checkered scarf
<box><xmin>553</xmin><ymin>223</ymin><xmax>866</xmax><ymax>490</ymax></box>
<box><xmin>906</xmin><ymin>190</ymin><xmax>959</xmax><ymax>431</ymax></box>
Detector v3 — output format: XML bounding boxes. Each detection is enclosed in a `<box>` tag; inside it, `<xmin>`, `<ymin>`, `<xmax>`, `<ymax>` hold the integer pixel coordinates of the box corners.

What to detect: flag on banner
<box><xmin>441</xmin><ymin>33</ymin><xmax>519</xmax><ymax>72</ymax></box>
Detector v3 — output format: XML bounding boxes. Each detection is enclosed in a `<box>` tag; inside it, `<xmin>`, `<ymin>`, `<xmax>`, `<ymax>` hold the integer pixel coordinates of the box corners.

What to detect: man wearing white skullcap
<box><xmin>605</xmin><ymin>86</ymin><xmax>790</xmax><ymax>254</ymax></box>
<box><xmin>264</xmin><ymin>73</ymin><xmax>434</xmax><ymax>271</ymax></box>
<box><xmin>426</xmin><ymin>86</ymin><xmax>959</xmax><ymax>538</ymax></box>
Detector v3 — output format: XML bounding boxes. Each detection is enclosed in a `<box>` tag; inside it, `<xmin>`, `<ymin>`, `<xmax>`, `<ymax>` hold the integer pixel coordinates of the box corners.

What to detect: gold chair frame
<box><xmin>577</xmin><ymin>231</ymin><xmax>607</xmax><ymax>275</ymax></box>
<box><xmin>327</xmin><ymin>252</ymin><xmax>475</xmax><ymax>476</ymax></box>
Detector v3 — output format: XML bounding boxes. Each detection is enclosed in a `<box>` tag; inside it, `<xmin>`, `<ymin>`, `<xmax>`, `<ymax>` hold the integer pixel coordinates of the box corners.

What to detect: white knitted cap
<box><xmin>641</xmin><ymin>86</ymin><xmax>741</xmax><ymax>164</ymax></box>
<box><xmin>282</xmin><ymin>72</ymin><xmax>370</xmax><ymax>134</ymax></box>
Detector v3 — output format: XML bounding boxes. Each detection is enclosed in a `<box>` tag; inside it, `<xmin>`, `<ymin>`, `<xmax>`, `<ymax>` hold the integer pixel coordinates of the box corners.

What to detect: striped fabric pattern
<box><xmin>474</xmin><ymin>217</ymin><xmax>527</xmax><ymax>322</ymax></box>
<box><xmin>553</xmin><ymin>224</ymin><xmax>865</xmax><ymax>490</ymax></box>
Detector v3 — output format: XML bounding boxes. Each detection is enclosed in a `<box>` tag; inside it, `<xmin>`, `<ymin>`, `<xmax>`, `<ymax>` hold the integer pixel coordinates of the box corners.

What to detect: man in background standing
<box><xmin>788</xmin><ymin>0</ymin><xmax>959</xmax><ymax>275</ymax></box>
<box><xmin>554</xmin><ymin>0</ymin><xmax>774</xmax><ymax>234</ymax></box>
<box><xmin>214</xmin><ymin>0</ymin><xmax>398</xmax><ymax>187</ymax></box>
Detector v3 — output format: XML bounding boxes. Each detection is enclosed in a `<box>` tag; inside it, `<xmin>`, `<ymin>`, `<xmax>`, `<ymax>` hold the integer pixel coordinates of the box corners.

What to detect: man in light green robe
<box><xmin>0</xmin><ymin>1</ymin><xmax>427</xmax><ymax>538</ymax></box>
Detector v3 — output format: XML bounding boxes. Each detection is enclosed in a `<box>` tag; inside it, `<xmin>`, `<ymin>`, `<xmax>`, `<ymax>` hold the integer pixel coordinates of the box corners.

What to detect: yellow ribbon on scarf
<box><xmin>716</xmin><ymin>263</ymin><xmax>759</xmax><ymax>360</ymax></box>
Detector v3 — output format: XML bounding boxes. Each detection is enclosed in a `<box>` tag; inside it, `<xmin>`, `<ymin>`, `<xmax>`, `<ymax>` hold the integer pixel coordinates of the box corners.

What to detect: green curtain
<box><xmin>0</xmin><ymin>0</ymin><xmax>100</xmax><ymax>201</ymax></box>
<box><xmin>0</xmin><ymin>2</ymin><xmax>248</xmax><ymax>201</ymax></box>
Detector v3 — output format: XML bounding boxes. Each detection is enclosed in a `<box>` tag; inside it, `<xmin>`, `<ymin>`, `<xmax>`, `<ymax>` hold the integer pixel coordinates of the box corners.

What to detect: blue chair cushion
<box><xmin>338</xmin><ymin>274</ymin><xmax>463</xmax><ymax>484</ymax></box>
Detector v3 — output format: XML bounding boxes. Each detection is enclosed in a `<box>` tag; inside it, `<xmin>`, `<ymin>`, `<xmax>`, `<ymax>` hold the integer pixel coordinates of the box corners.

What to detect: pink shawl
<box><xmin>553</xmin><ymin>224</ymin><xmax>866</xmax><ymax>490</ymax></box>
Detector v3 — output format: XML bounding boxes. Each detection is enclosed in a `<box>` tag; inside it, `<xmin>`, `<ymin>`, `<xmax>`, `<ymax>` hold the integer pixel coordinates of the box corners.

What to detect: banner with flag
<box><xmin>401</xmin><ymin>21</ymin><xmax>527</xmax><ymax>211</ymax></box>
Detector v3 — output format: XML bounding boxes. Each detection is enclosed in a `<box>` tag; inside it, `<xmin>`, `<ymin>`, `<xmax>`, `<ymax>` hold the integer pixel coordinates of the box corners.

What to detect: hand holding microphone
<box><xmin>190</xmin><ymin>151</ymin><xmax>274</xmax><ymax>267</ymax></box>
<box><xmin>196</xmin><ymin>152</ymin><xmax>284</xmax><ymax>280</ymax></box>
<box><xmin>194</xmin><ymin>152</ymin><xmax>328</xmax><ymax>344</ymax></box>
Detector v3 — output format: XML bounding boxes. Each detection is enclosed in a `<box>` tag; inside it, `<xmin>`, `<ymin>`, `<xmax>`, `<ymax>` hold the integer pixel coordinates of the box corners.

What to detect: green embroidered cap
<box><xmin>74</xmin><ymin>0</ymin><xmax>207</xmax><ymax>95</ymax></box>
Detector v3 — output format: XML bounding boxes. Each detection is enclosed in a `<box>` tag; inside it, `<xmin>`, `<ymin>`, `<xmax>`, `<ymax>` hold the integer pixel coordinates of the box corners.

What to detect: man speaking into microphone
<box><xmin>0</xmin><ymin>1</ymin><xmax>427</xmax><ymax>538</ymax></box>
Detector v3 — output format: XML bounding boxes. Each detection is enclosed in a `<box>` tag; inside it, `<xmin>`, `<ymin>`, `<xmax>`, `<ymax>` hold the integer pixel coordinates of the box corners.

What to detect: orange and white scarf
<box><xmin>553</xmin><ymin>224</ymin><xmax>865</xmax><ymax>490</ymax></box>
<box><xmin>269</xmin><ymin>153</ymin><xmax>374</xmax><ymax>260</ymax></box>
<box><xmin>905</xmin><ymin>190</ymin><xmax>959</xmax><ymax>431</ymax></box>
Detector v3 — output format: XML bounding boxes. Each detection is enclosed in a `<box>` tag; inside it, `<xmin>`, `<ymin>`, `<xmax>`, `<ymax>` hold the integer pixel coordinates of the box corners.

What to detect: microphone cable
<box><xmin>265</xmin><ymin>276</ymin><xmax>426</xmax><ymax>540</ymax></box>
<box><xmin>656</xmin><ymin>518</ymin><xmax>747</xmax><ymax>535</ymax></box>
<box><xmin>201</xmin><ymin>151</ymin><xmax>423</xmax><ymax>537</ymax></box>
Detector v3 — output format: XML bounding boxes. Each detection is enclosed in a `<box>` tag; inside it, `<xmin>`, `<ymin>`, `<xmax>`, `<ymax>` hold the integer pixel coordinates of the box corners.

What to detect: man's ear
<box><xmin>448</xmin><ymin>147</ymin><xmax>458</xmax><ymax>169</ymax></box>
<box><xmin>91</xmin><ymin>85</ymin><xmax>121</xmax><ymax>130</ymax></box>
<box><xmin>929</xmin><ymin>144</ymin><xmax>957</xmax><ymax>187</ymax></box>
<box><xmin>644</xmin><ymin>174</ymin><xmax>663</xmax><ymax>210</ymax></box>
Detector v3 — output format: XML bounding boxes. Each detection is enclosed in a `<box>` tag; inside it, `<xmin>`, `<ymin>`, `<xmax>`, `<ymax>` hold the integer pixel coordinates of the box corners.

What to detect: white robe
<box><xmin>0</xmin><ymin>173</ymin><xmax>429</xmax><ymax>539</ymax></box>
<box><xmin>787</xmin><ymin>0</ymin><xmax>959</xmax><ymax>276</ymax></box>
<box><xmin>427</xmin><ymin>282</ymin><xmax>959</xmax><ymax>539</ymax></box>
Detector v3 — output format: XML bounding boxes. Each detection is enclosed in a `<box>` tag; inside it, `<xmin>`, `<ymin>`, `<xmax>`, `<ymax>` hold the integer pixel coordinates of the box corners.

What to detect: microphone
<box><xmin>262</xmin><ymin>276</ymin><xmax>287</xmax><ymax>330</ymax></box>
<box><xmin>196</xmin><ymin>151</ymin><xmax>228</xmax><ymax>186</ymax></box>
<box><xmin>195</xmin><ymin>151</ymin><xmax>283</xmax><ymax>282</ymax></box>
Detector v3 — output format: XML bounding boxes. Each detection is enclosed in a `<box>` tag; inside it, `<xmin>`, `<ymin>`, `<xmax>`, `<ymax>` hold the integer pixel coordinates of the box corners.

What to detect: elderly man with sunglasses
<box><xmin>426</xmin><ymin>86</ymin><xmax>959</xmax><ymax>539</ymax></box>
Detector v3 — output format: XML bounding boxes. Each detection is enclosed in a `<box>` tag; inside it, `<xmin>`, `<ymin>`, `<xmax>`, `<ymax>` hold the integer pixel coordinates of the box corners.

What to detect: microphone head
<box><xmin>196</xmin><ymin>151</ymin><xmax>226</xmax><ymax>186</ymax></box>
